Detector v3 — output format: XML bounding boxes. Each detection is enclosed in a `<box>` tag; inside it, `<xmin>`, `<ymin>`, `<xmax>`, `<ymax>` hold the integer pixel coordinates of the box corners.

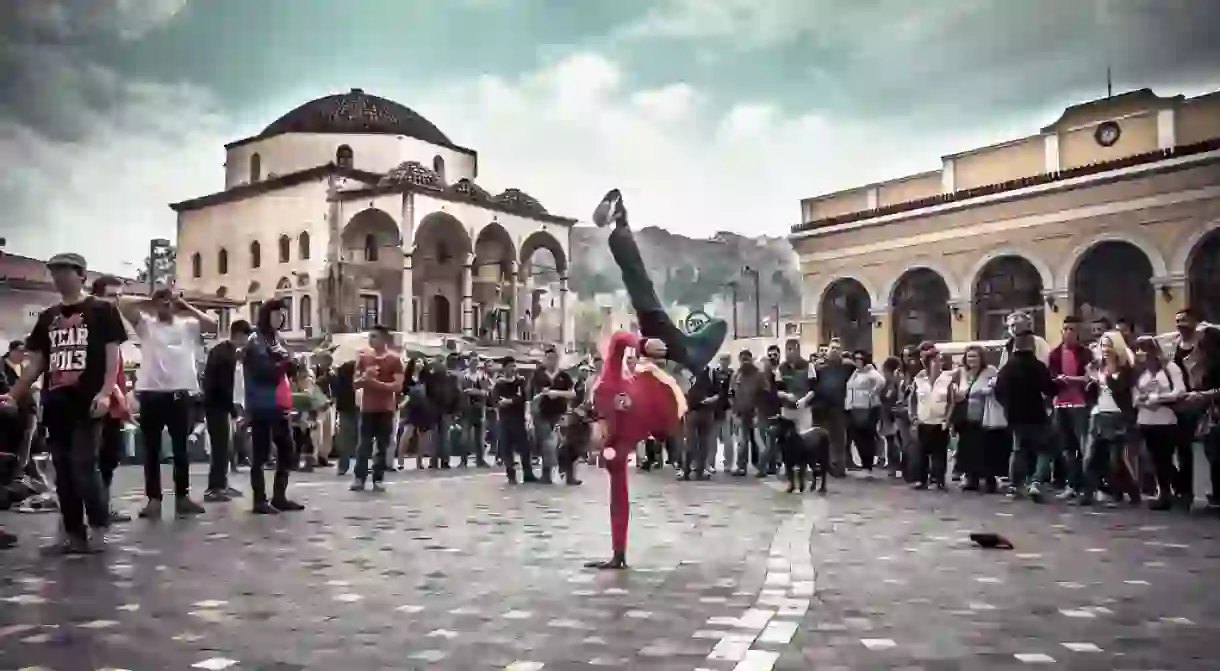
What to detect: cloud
<box><xmin>410</xmin><ymin>51</ymin><xmax>975</xmax><ymax>243</ymax></box>
<box><xmin>1</xmin><ymin>0</ymin><xmax>225</xmax><ymax>273</ymax></box>
<box><xmin>619</xmin><ymin>0</ymin><xmax>1220</xmax><ymax>119</ymax></box>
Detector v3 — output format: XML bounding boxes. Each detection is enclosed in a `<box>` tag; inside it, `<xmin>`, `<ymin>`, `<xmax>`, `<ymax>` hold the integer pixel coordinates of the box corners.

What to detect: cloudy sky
<box><xmin>2</xmin><ymin>0</ymin><xmax>1218</xmax><ymax>273</ymax></box>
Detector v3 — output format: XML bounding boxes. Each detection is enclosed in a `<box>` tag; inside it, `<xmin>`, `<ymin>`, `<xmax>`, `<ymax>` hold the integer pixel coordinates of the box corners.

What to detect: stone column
<box><xmin>401</xmin><ymin>250</ymin><xmax>414</xmax><ymax>333</ymax></box>
<box><xmin>461</xmin><ymin>253</ymin><xmax>474</xmax><ymax>337</ymax></box>
<box><xmin>949</xmin><ymin>299</ymin><xmax>972</xmax><ymax>342</ymax></box>
<box><xmin>800</xmin><ymin>316</ymin><xmax>820</xmax><ymax>351</ymax></box>
<box><xmin>1042</xmin><ymin>289</ymin><xmax>1068</xmax><ymax>341</ymax></box>
<box><xmin>1152</xmin><ymin>275</ymin><xmax>1187</xmax><ymax>335</ymax></box>
<box><xmin>558</xmin><ymin>275</ymin><xmax>570</xmax><ymax>351</ymax></box>
<box><xmin>870</xmin><ymin>307</ymin><xmax>892</xmax><ymax>360</ymax></box>
<box><xmin>507</xmin><ymin>260</ymin><xmax>519</xmax><ymax>343</ymax></box>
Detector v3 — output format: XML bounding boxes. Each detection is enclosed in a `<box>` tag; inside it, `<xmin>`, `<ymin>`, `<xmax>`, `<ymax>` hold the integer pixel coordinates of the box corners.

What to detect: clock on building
<box><xmin>1094</xmin><ymin>120</ymin><xmax>1121</xmax><ymax>147</ymax></box>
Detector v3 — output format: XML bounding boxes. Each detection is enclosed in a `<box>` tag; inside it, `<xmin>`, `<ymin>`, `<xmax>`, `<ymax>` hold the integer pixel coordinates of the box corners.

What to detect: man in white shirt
<box><xmin>117</xmin><ymin>289</ymin><xmax>216</xmax><ymax>519</ymax></box>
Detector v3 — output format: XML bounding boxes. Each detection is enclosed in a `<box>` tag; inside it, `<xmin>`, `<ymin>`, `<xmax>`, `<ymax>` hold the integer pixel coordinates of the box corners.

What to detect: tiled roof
<box><xmin>791</xmin><ymin>137</ymin><xmax>1220</xmax><ymax>234</ymax></box>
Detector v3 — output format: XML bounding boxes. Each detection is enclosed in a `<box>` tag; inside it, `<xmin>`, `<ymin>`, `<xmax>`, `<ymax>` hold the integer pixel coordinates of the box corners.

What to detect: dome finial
<box><xmin>350</xmin><ymin>88</ymin><xmax>364</xmax><ymax>94</ymax></box>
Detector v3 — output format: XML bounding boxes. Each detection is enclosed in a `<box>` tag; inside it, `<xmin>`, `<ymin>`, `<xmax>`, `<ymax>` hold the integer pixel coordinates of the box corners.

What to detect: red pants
<box><xmin>607</xmin><ymin>443</ymin><xmax>630</xmax><ymax>554</ymax></box>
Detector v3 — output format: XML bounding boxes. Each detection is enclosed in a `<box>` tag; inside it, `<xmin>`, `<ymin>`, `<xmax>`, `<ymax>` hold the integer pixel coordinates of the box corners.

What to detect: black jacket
<box><xmin>994</xmin><ymin>350</ymin><xmax>1056</xmax><ymax>425</ymax></box>
<box><xmin>202</xmin><ymin>341</ymin><xmax>240</xmax><ymax>411</ymax></box>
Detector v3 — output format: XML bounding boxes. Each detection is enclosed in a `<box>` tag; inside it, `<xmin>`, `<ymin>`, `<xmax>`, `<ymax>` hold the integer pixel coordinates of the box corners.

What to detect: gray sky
<box><xmin>2</xmin><ymin>0</ymin><xmax>1218</xmax><ymax>273</ymax></box>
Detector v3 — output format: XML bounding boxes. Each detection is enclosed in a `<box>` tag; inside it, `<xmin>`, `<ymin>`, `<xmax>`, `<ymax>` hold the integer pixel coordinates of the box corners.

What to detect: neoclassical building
<box><xmin>172</xmin><ymin>88</ymin><xmax>576</xmax><ymax>347</ymax></box>
<box><xmin>791</xmin><ymin>88</ymin><xmax>1220</xmax><ymax>359</ymax></box>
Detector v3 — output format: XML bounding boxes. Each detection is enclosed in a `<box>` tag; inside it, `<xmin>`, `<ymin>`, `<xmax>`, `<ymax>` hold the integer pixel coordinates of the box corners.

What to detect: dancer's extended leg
<box><xmin>586</xmin><ymin>447</ymin><xmax>629</xmax><ymax>569</ymax></box>
<box><xmin>594</xmin><ymin>189</ymin><xmax>727</xmax><ymax>374</ymax></box>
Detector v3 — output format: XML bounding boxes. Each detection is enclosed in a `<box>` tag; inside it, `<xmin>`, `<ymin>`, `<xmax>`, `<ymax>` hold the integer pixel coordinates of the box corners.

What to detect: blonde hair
<box><xmin>1100</xmin><ymin>330</ymin><xmax>1134</xmax><ymax>368</ymax></box>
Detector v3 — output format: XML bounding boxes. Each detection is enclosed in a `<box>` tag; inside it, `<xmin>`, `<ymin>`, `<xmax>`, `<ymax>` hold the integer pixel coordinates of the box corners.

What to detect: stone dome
<box><xmin>492</xmin><ymin>188</ymin><xmax>547</xmax><ymax>215</ymax></box>
<box><xmin>261</xmin><ymin>89</ymin><xmax>452</xmax><ymax>146</ymax></box>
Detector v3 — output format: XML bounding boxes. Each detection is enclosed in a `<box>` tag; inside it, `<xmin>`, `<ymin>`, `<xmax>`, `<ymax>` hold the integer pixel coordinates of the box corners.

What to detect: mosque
<box><xmin>171</xmin><ymin>88</ymin><xmax>576</xmax><ymax>350</ymax></box>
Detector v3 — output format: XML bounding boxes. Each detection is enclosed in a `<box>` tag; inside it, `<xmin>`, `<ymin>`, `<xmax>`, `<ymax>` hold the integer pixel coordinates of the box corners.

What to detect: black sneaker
<box><xmin>175</xmin><ymin>497</ymin><xmax>205</xmax><ymax>517</ymax></box>
<box><xmin>252</xmin><ymin>501</ymin><xmax>280</xmax><ymax>515</ymax></box>
<box><xmin>270</xmin><ymin>498</ymin><xmax>305</xmax><ymax>512</ymax></box>
<box><xmin>138</xmin><ymin>499</ymin><xmax>162</xmax><ymax>520</ymax></box>
<box><xmin>203</xmin><ymin>489</ymin><xmax>231</xmax><ymax>503</ymax></box>
<box><xmin>108</xmin><ymin>509</ymin><xmax>132</xmax><ymax>524</ymax></box>
<box><xmin>224</xmin><ymin>486</ymin><xmax>243</xmax><ymax>498</ymax></box>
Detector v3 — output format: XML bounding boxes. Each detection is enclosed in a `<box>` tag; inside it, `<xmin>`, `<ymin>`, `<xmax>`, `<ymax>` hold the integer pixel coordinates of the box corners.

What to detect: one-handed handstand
<box><xmin>583</xmin><ymin>189</ymin><xmax>728</xmax><ymax>570</ymax></box>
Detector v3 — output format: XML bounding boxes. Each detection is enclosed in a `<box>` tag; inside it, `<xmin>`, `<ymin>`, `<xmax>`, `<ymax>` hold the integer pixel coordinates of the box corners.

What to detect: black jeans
<box><xmin>205</xmin><ymin>407</ymin><xmax>233</xmax><ymax>491</ymax></box>
<box><xmin>1142</xmin><ymin>423</ymin><xmax>1179</xmax><ymax>500</ymax></box>
<box><xmin>499</xmin><ymin>416</ymin><xmax>531</xmax><ymax>480</ymax></box>
<box><xmin>138</xmin><ymin>391</ymin><xmax>193</xmax><ymax>499</ymax></box>
<box><xmin>249</xmin><ymin>413</ymin><xmax>295</xmax><ymax>503</ymax></box>
<box><xmin>99</xmin><ymin>416</ymin><xmax>123</xmax><ymax>491</ymax></box>
<box><xmin>45</xmin><ymin>401</ymin><xmax>109</xmax><ymax>536</ymax></box>
<box><xmin>955</xmin><ymin>421</ymin><xmax>985</xmax><ymax>483</ymax></box>
<box><xmin>847</xmin><ymin>409</ymin><xmax>879</xmax><ymax>471</ymax></box>
<box><xmin>355</xmin><ymin>411</ymin><xmax>394</xmax><ymax>483</ymax></box>
<box><xmin>1172</xmin><ymin>409</ymin><xmax>1199</xmax><ymax>499</ymax></box>
<box><xmin>914</xmin><ymin>424</ymin><xmax>949</xmax><ymax>486</ymax></box>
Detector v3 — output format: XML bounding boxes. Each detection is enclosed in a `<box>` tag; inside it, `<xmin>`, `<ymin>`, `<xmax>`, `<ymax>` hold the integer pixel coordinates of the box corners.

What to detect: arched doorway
<box><xmin>518</xmin><ymin>230</ymin><xmax>569</xmax><ymax>343</ymax></box>
<box><xmin>414</xmin><ymin>212</ymin><xmax>473</xmax><ymax>334</ymax></box>
<box><xmin>1072</xmin><ymin>240</ymin><xmax>1155</xmax><ymax>335</ymax></box>
<box><xmin>820</xmin><ymin>278</ymin><xmax>872</xmax><ymax>353</ymax></box>
<box><xmin>973</xmin><ymin>256</ymin><xmax>1045</xmax><ymax>340</ymax></box>
<box><xmin>473</xmin><ymin>223</ymin><xmax>516</xmax><ymax>341</ymax></box>
<box><xmin>891</xmin><ymin>268</ymin><xmax>952</xmax><ymax>353</ymax></box>
<box><xmin>1188</xmin><ymin>230</ymin><xmax>1220</xmax><ymax>324</ymax></box>
<box><xmin>337</xmin><ymin>208</ymin><xmax>402</xmax><ymax>332</ymax></box>
<box><xmin>431</xmin><ymin>294</ymin><xmax>453</xmax><ymax>334</ymax></box>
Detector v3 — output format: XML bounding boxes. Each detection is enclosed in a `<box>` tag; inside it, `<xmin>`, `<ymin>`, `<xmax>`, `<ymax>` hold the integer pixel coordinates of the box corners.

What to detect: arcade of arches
<box><xmin>330</xmin><ymin>207</ymin><xmax>569</xmax><ymax>342</ymax></box>
<box><xmin>815</xmin><ymin>231</ymin><xmax>1220</xmax><ymax>358</ymax></box>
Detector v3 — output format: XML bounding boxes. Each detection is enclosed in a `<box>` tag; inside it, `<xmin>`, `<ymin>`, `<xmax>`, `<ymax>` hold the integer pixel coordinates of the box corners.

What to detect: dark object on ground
<box><xmin>970</xmin><ymin>532</ymin><xmax>1014</xmax><ymax>550</ymax></box>
<box><xmin>771</xmin><ymin>415</ymin><xmax>829</xmax><ymax>494</ymax></box>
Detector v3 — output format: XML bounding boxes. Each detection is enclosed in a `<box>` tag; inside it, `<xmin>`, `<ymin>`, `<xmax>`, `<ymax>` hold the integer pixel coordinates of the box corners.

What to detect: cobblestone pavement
<box><xmin>777</xmin><ymin>474</ymin><xmax>1220</xmax><ymax>671</ymax></box>
<box><xmin>2</xmin><ymin>465</ymin><xmax>1218</xmax><ymax>670</ymax></box>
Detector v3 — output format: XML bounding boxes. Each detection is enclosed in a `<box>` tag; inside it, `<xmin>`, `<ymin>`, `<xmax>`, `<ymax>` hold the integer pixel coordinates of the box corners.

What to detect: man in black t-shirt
<box><xmin>529</xmin><ymin>347</ymin><xmax>576</xmax><ymax>484</ymax></box>
<box><xmin>0</xmin><ymin>253</ymin><xmax>127</xmax><ymax>554</ymax></box>
<box><xmin>202</xmin><ymin>319</ymin><xmax>252</xmax><ymax>502</ymax></box>
<box><xmin>493</xmin><ymin>356</ymin><xmax>532</xmax><ymax>484</ymax></box>
<box><xmin>331</xmin><ymin>359</ymin><xmax>358</xmax><ymax>475</ymax></box>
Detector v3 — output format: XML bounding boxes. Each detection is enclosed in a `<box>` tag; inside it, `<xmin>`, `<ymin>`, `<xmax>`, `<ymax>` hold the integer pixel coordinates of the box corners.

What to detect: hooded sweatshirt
<box><xmin>243</xmin><ymin>331</ymin><xmax>292</xmax><ymax>418</ymax></box>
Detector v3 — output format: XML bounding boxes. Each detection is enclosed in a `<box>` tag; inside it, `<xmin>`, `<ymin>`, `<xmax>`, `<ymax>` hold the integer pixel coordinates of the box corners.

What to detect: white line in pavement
<box><xmin>698</xmin><ymin>497</ymin><xmax>821</xmax><ymax>671</ymax></box>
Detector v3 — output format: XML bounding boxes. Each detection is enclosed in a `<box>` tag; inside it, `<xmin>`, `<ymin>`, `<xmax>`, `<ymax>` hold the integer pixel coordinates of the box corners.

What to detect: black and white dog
<box><xmin>771</xmin><ymin>415</ymin><xmax>830</xmax><ymax>494</ymax></box>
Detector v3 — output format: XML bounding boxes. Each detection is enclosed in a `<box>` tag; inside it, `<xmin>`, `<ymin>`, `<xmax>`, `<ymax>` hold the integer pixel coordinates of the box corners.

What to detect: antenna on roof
<box><xmin>1106</xmin><ymin>66</ymin><xmax>1113</xmax><ymax>98</ymax></box>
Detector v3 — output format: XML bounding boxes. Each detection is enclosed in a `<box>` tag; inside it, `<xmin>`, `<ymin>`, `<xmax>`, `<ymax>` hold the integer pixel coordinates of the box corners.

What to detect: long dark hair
<box><xmin>256</xmin><ymin>299</ymin><xmax>286</xmax><ymax>338</ymax></box>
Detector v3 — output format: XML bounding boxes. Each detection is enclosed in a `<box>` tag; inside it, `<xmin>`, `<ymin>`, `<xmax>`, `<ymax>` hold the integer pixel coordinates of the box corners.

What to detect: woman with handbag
<box><xmin>1077</xmin><ymin>332</ymin><xmax>1140</xmax><ymax>506</ymax></box>
<box><xmin>844</xmin><ymin>351</ymin><xmax>884</xmax><ymax>475</ymax></box>
<box><xmin>950</xmin><ymin>345</ymin><xmax>999</xmax><ymax>492</ymax></box>
<box><xmin>1132</xmin><ymin>336</ymin><xmax>1185</xmax><ymax>510</ymax></box>
<box><xmin>910</xmin><ymin>342</ymin><xmax>955</xmax><ymax>490</ymax></box>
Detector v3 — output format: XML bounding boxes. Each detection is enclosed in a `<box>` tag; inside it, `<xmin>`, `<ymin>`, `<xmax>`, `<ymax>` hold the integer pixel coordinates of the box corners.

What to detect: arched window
<box><xmin>278</xmin><ymin>235</ymin><xmax>290</xmax><ymax>263</ymax></box>
<box><xmin>279</xmin><ymin>296</ymin><xmax>293</xmax><ymax>331</ymax></box>
<box><xmin>276</xmin><ymin>277</ymin><xmax>292</xmax><ymax>291</ymax></box>
<box><xmin>190</xmin><ymin>252</ymin><xmax>202</xmax><ymax>279</ymax></box>
<box><xmin>432</xmin><ymin>155</ymin><xmax>446</xmax><ymax>182</ymax></box>
<box><xmin>820</xmin><ymin>278</ymin><xmax>872</xmax><ymax>354</ymax></box>
<box><xmin>249</xmin><ymin>153</ymin><xmax>262</xmax><ymax>183</ymax></box>
<box><xmin>364</xmin><ymin>233</ymin><xmax>378</xmax><ymax>262</ymax></box>
<box><xmin>250</xmin><ymin>241</ymin><xmax>261</xmax><ymax>269</ymax></box>
<box><xmin>1188</xmin><ymin>231</ymin><xmax>1220</xmax><ymax>324</ymax></box>
<box><xmin>1072</xmin><ymin>241</ymin><xmax>1155</xmax><ymax>336</ymax></box>
<box><xmin>218</xmin><ymin>248</ymin><xmax>229</xmax><ymax>275</ymax></box>
<box><xmin>336</xmin><ymin>144</ymin><xmax>354</xmax><ymax>169</ymax></box>
<box><xmin>298</xmin><ymin>232</ymin><xmax>311</xmax><ymax>260</ymax></box>
<box><xmin>300</xmin><ymin>295</ymin><xmax>313</xmax><ymax>330</ymax></box>
<box><xmin>891</xmin><ymin>268</ymin><xmax>952</xmax><ymax>353</ymax></box>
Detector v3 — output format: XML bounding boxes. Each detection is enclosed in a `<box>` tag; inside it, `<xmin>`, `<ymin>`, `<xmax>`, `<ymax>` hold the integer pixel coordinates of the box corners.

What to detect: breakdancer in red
<box><xmin>584</xmin><ymin>189</ymin><xmax>728</xmax><ymax>570</ymax></box>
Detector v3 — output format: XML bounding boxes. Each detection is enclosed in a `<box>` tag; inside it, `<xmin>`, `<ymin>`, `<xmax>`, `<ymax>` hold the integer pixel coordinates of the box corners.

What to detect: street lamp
<box><xmin>742</xmin><ymin>266</ymin><xmax>761</xmax><ymax>337</ymax></box>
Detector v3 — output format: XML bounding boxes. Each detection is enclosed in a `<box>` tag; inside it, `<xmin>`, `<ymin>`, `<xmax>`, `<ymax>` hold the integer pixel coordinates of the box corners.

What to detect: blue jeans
<box><xmin>1053</xmin><ymin>406</ymin><xmax>1090</xmax><ymax>491</ymax></box>
<box><xmin>1008</xmin><ymin>422</ymin><xmax>1056</xmax><ymax>489</ymax></box>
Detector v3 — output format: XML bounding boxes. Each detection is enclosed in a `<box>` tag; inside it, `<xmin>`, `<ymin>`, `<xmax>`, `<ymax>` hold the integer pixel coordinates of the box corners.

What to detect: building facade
<box><xmin>791</xmin><ymin>88</ymin><xmax>1220</xmax><ymax>359</ymax></box>
<box><xmin>172</xmin><ymin>89</ymin><xmax>577</xmax><ymax>348</ymax></box>
<box><xmin>0</xmin><ymin>251</ymin><xmax>238</xmax><ymax>351</ymax></box>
